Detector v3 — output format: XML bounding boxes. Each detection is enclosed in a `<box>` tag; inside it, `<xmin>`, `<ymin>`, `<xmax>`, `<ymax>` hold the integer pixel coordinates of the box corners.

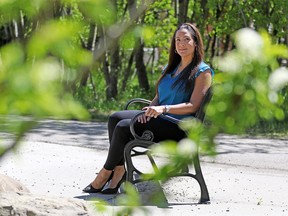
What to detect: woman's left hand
<box><xmin>142</xmin><ymin>106</ymin><xmax>164</xmax><ymax>118</ymax></box>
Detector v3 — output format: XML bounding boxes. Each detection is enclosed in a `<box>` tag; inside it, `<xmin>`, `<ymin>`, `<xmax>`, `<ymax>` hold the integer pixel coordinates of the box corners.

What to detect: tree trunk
<box><xmin>223</xmin><ymin>34</ymin><xmax>231</xmax><ymax>53</ymax></box>
<box><xmin>17</xmin><ymin>11</ymin><xmax>25</xmax><ymax>40</ymax></box>
<box><xmin>127</xmin><ymin>0</ymin><xmax>149</xmax><ymax>92</ymax></box>
<box><xmin>0</xmin><ymin>24</ymin><xmax>13</xmax><ymax>46</ymax></box>
<box><xmin>97</xmin><ymin>23</ymin><xmax>120</xmax><ymax>99</ymax></box>
<box><xmin>121</xmin><ymin>50</ymin><xmax>134</xmax><ymax>91</ymax></box>
<box><xmin>102</xmin><ymin>53</ymin><xmax>111</xmax><ymax>99</ymax></box>
<box><xmin>109</xmin><ymin>44</ymin><xmax>120</xmax><ymax>98</ymax></box>
<box><xmin>200</xmin><ymin>0</ymin><xmax>209</xmax><ymax>23</ymax></box>
<box><xmin>135</xmin><ymin>39</ymin><xmax>149</xmax><ymax>91</ymax></box>
<box><xmin>178</xmin><ymin>0</ymin><xmax>189</xmax><ymax>24</ymax></box>
<box><xmin>211</xmin><ymin>32</ymin><xmax>217</xmax><ymax>59</ymax></box>
<box><xmin>80</xmin><ymin>23</ymin><xmax>97</xmax><ymax>87</ymax></box>
<box><xmin>127</xmin><ymin>0</ymin><xmax>136</xmax><ymax>18</ymax></box>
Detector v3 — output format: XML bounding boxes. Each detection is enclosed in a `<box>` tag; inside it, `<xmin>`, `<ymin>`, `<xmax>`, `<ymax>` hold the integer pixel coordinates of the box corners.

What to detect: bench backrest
<box><xmin>194</xmin><ymin>87</ymin><xmax>213</xmax><ymax>123</ymax></box>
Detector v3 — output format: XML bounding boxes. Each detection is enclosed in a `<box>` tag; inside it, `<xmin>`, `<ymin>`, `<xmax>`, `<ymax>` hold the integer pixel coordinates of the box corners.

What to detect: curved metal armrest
<box><xmin>124</xmin><ymin>98</ymin><xmax>152</xmax><ymax>110</ymax></box>
<box><xmin>129</xmin><ymin>111</ymin><xmax>151</xmax><ymax>140</ymax></box>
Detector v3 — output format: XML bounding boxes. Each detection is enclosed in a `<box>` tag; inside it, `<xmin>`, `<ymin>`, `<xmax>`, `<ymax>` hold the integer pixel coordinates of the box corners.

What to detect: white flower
<box><xmin>268</xmin><ymin>67</ymin><xmax>288</xmax><ymax>91</ymax></box>
<box><xmin>268</xmin><ymin>91</ymin><xmax>278</xmax><ymax>103</ymax></box>
<box><xmin>235</xmin><ymin>28</ymin><xmax>263</xmax><ymax>59</ymax></box>
<box><xmin>214</xmin><ymin>53</ymin><xmax>243</xmax><ymax>73</ymax></box>
<box><xmin>177</xmin><ymin>138</ymin><xmax>197</xmax><ymax>156</ymax></box>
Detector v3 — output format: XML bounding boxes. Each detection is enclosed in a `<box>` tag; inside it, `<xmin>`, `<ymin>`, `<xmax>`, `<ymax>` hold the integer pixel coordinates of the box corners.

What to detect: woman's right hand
<box><xmin>137</xmin><ymin>114</ymin><xmax>151</xmax><ymax>124</ymax></box>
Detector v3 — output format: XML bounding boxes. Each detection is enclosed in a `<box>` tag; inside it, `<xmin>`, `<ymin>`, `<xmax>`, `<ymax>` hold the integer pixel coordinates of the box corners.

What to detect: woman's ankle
<box><xmin>113</xmin><ymin>165</ymin><xmax>125</xmax><ymax>173</ymax></box>
<box><xmin>109</xmin><ymin>166</ymin><xmax>125</xmax><ymax>188</ymax></box>
<box><xmin>92</xmin><ymin>168</ymin><xmax>113</xmax><ymax>188</ymax></box>
<box><xmin>99</xmin><ymin>168</ymin><xmax>113</xmax><ymax>177</ymax></box>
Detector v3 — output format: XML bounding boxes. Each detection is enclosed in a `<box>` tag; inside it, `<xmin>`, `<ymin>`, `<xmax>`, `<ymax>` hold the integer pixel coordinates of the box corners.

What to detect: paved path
<box><xmin>0</xmin><ymin>120</ymin><xmax>287</xmax><ymax>215</ymax></box>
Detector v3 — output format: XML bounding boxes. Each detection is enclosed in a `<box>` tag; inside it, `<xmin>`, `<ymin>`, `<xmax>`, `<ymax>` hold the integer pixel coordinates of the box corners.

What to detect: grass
<box><xmin>88</xmin><ymin>109</ymin><xmax>110</xmax><ymax>122</ymax></box>
<box><xmin>247</xmin><ymin>120</ymin><xmax>288</xmax><ymax>139</ymax></box>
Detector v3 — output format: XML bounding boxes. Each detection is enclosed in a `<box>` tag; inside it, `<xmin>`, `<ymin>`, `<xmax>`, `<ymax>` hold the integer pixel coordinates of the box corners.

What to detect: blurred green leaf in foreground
<box><xmin>210</xmin><ymin>28</ymin><xmax>288</xmax><ymax>135</ymax></box>
<box><xmin>0</xmin><ymin>2</ymin><xmax>92</xmax><ymax>158</ymax></box>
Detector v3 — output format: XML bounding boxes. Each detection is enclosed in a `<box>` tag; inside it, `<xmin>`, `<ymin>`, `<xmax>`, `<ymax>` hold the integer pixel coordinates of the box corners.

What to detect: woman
<box><xmin>83</xmin><ymin>23</ymin><xmax>214</xmax><ymax>194</ymax></box>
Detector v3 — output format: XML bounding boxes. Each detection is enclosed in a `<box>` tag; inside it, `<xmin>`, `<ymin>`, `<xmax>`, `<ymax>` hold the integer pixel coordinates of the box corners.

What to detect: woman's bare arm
<box><xmin>144</xmin><ymin>69</ymin><xmax>212</xmax><ymax>118</ymax></box>
<box><xmin>166</xmin><ymin>69</ymin><xmax>212</xmax><ymax>115</ymax></box>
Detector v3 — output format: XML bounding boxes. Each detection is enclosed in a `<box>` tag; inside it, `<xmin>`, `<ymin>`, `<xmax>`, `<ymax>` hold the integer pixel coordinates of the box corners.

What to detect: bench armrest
<box><xmin>124</xmin><ymin>98</ymin><xmax>152</xmax><ymax>110</ymax></box>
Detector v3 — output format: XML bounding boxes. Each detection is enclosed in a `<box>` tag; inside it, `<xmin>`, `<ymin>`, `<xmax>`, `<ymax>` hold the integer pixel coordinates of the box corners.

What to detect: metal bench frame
<box><xmin>123</xmin><ymin>88</ymin><xmax>212</xmax><ymax>204</ymax></box>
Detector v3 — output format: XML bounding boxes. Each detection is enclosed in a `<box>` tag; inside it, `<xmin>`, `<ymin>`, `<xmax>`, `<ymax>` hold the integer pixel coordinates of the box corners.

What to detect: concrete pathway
<box><xmin>0</xmin><ymin>120</ymin><xmax>287</xmax><ymax>216</ymax></box>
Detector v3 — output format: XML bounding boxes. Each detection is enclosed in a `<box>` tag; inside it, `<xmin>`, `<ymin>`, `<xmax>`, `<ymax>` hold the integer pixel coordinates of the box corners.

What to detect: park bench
<box><xmin>123</xmin><ymin>87</ymin><xmax>212</xmax><ymax>204</ymax></box>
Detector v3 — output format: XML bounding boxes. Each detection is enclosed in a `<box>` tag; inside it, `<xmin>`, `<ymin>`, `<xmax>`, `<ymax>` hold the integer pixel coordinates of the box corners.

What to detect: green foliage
<box><xmin>75</xmin><ymin>65</ymin><xmax>159</xmax><ymax>117</ymax></box>
<box><xmin>209</xmin><ymin>28</ymin><xmax>288</xmax><ymax>134</ymax></box>
<box><xmin>28</xmin><ymin>20</ymin><xmax>92</xmax><ymax>67</ymax></box>
<box><xmin>144</xmin><ymin>118</ymin><xmax>216</xmax><ymax>183</ymax></box>
<box><xmin>0</xmin><ymin>0</ymin><xmax>47</xmax><ymax>25</ymax></box>
<box><xmin>0</xmin><ymin>0</ymin><xmax>93</xmax><ymax>159</ymax></box>
<box><xmin>148</xmin><ymin>139</ymin><xmax>196</xmax><ymax>179</ymax></box>
<box><xmin>206</xmin><ymin>0</ymin><xmax>244</xmax><ymax>35</ymax></box>
<box><xmin>117</xmin><ymin>183</ymin><xmax>142</xmax><ymax>207</ymax></box>
<box><xmin>120</xmin><ymin>25</ymin><xmax>155</xmax><ymax>49</ymax></box>
<box><xmin>144</xmin><ymin>0</ymin><xmax>177</xmax><ymax>64</ymax></box>
<box><xmin>116</xmin><ymin>182</ymin><xmax>167</xmax><ymax>215</ymax></box>
<box><xmin>0</xmin><ymin>43</ymin><xmax>89</xmax><ymax>119</ymax></box>
<box><xmin>77</xmin><ymin>0</ymin><xmax>116</xmax><ymax>25</ymax></box>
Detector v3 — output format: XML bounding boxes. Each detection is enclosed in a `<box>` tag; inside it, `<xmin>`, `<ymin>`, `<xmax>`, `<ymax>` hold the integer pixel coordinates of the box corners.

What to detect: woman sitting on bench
<box><xmin>83</xmin><ymin>22</ymin><xmax>214</xmax><ymax>194</ymax></box>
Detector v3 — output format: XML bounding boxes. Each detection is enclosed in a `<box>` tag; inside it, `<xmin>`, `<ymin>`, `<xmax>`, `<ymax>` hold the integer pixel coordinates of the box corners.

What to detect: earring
<box><xmin>175</xmin><ymin>49</ymin><xmax>178</xmax><ymax>54</ymax></box>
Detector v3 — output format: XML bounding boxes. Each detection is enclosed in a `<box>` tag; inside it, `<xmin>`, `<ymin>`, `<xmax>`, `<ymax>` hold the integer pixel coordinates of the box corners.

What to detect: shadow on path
<box><xmin>215</xmin><ymin>134</ymin><xmax>288</xmax><ymax>155</ymax></box>
<box><xmin>25</xmin><ymin>119</ymin><xmax>109</xmax><ymax>150</ymax></box>
<box><xmin>74</xmin><ymin>181</ymin><xmax>171</xmax><ymax>208</ymax></box>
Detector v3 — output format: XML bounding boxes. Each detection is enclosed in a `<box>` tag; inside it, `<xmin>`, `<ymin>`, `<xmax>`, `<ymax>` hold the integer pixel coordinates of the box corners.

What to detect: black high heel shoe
<box><xmin>82</xmin><ymin>171</ymin><xmax>114</xmax><ymax>193</ymax></box>
<box><xmin>101</xmin><ymin>172</ymin><xmax>126</xmax><ymax>194</ymax></box>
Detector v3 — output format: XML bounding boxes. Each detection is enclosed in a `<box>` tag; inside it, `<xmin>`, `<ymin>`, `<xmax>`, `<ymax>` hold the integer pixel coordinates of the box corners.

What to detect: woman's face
<box><xmin>175</xmin><ymin>28</ymin><xmax>196</xmax><ymax>60</ymax></box>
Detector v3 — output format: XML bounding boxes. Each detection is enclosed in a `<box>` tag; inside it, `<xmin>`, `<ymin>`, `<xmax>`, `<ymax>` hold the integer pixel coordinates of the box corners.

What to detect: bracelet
<box><xmin>164</xmin><ymin>105</ymin><xmax>170</xmax><ymax>114</ymax></box>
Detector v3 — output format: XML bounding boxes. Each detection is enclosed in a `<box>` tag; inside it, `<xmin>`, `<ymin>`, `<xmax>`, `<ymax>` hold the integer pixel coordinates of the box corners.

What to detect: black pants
<box><xmin>103</xmin><ymin>110</ymin><xmax>186</xmax><ymax>170</ymax></box>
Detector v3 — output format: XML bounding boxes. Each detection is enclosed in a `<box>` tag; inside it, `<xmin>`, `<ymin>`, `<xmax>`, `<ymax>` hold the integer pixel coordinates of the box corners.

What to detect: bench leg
<box><xmin>124</xmin><ymin>141</ymin><xmax>138</xmax><ymax>183</ymax></box>
<box><xmin>124</xmin><ymin>140</ymin><xmax>155</xmax><ymax>184</ymax></box>
<box><xmin>124</xmin><ymin>140</ymin><xmax>210</xmax><ymax>204</ymax></box>
<box><xmin>194</xmin><ymin>153</ymin><xmax>210</xmax><ymax>204</ymax></box>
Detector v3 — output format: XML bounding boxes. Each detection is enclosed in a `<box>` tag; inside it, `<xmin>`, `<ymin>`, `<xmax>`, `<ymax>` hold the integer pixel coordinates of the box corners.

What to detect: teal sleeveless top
<box><xmin>158</xmin><ymin>61</ymin><xmax>214</xmax><ymax>120</ymax></box>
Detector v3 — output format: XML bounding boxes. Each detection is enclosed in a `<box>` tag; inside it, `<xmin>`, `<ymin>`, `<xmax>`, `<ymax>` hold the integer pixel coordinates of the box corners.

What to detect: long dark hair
<box><xmin>156</xmin><ymin>23</ymin><xmax>204</xmax><ymax>94</ymax></box>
